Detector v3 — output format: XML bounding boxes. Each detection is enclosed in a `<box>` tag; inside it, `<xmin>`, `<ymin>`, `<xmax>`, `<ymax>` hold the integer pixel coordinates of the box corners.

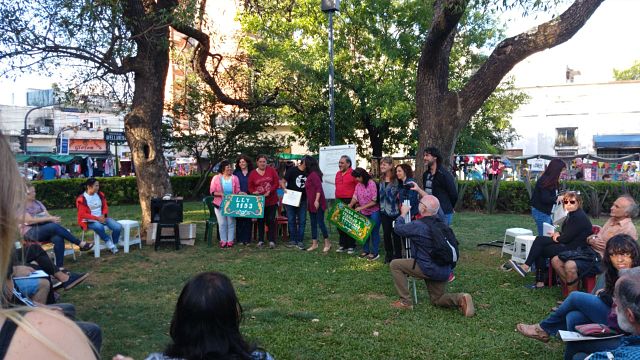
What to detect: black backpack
<box><xmin>418</xmin><ymin>216</ymin><xmax>460</xmax><ymax>266</ymax></box>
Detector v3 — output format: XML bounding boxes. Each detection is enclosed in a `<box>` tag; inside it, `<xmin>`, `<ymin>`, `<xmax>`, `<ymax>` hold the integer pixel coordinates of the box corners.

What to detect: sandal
<box><xmin>516</xmin><ymin>323</ymin><xmax>550</xmax><ymax>343</ymax></box>
<box><xmin>79</xmin><ymin>242</ymin><xmax>95</xmax><ymax>252</ymax></box>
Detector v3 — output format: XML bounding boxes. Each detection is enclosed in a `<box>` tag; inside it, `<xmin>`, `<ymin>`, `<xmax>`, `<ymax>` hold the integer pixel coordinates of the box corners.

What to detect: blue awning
<box><xmin>593</xmin><ymin>134</ymin><xmax>640</xmax><ymax>149</ymax></box>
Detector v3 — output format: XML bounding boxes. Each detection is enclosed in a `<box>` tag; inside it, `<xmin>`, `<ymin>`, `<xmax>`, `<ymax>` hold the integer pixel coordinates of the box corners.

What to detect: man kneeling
<box><xmin>389</xmin><ymin>194</ymin><xmax>474</xmax><ymax>316</ymax></box>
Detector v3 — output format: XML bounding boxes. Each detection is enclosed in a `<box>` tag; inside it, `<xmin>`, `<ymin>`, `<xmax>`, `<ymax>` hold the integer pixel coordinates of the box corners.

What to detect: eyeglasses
<box><xmin>563</xmin><ymin>200</ymin><xmax>577</xmax><ymax>205</ymax></box>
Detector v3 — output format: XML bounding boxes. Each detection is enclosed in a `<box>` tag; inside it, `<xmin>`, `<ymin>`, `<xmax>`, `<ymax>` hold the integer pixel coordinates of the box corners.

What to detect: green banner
<box><xmin>327</xmin><ymin>201</ymin><xmax>373</xmax><ymax>245</ymax></box>
<box><xmin>221</xmin><ymin>194</ymin><xmax>265</xmax><ymax>218</ymax></box>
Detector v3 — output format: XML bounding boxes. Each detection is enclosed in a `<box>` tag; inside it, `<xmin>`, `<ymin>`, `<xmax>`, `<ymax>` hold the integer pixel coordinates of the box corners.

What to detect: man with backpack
<box><xmin>389</xmin><ymin>194</ymin><xmax>475</xmax><ymax>316</ymax></box>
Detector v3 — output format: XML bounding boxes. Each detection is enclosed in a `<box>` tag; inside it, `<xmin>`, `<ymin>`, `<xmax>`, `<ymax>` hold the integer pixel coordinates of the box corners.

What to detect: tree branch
<box><xmin>460</xmin><ymin>0</ymin><xmax>605</xmax><ymax>117</ymax></box>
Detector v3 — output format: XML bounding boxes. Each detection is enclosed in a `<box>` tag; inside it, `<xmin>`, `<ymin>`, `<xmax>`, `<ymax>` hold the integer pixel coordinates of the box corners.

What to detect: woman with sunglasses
<box><xmin>516</xmin><ymin>234</ymin><xmax>640</xmax><ymax>359</ymax></box>
<box><xmin>510</xmin><ymin>191</ymin><xmax>592</xmax><ymax>288</ymax></box>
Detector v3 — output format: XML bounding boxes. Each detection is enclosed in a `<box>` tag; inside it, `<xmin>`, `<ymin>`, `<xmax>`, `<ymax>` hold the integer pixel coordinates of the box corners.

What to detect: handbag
<box><xmin>552</xmin><ymin>202</ymin><xmax>568</xmax><ymax>225</ymax></box>
<box><xmin>575</xmin><ymin>323</ymin><xmax>618</xmax><ymax>337</ymax></box>
<box><xmin>557</xmin><ymin>246</ymin><xmax>600</xmax><ymax>262</ymax></box>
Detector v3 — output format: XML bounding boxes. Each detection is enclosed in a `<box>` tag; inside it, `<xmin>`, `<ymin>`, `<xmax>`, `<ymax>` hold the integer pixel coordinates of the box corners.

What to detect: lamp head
<box><xmin>321</xmin><ymin>0</ymin><xmax>340</xmax><ymax>12</ymax></box>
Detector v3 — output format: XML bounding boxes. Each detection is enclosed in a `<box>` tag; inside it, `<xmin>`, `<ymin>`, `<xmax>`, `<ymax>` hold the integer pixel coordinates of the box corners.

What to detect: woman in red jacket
<box><xmin>303</xmin><ymin>156</ymin><xmax>329</xmax><ymax>252</ymax></box>
<box><xmin>76</xmin><ymin>178</ymin><xmax>122</xmax><ymax>254</ymax></box>
<box><xmin>248</xmin><ymin>155</ymin><xmax>280</xmax><ymax>248</ymax></box>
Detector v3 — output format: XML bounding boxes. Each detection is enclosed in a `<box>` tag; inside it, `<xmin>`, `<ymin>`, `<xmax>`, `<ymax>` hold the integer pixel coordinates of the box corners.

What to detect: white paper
<box><xmin>559</xmin><ymin>330</ymin><xmax>624</xmax><ymax>342</ymax></box>
<box><xmin>13</xmin><ymin>270</ymin><xmax>49</xmax><ymax>280</ymax></box>
<box><xmin>543</xmin><ymin>222</ymin><xmax>556</xmax><ymax>236</ymax></box>
<box><xmin>282</xmin><ymin>189</ymin><xmax>302</xmax><ymax>207</ymax></box>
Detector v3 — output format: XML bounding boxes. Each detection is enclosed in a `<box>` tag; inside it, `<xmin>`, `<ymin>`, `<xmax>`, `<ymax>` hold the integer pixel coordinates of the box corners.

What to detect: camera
<box><xmin>403</xmin><ymin>183</ymin><xmax>414</xmax><ymax>190</ymax></box>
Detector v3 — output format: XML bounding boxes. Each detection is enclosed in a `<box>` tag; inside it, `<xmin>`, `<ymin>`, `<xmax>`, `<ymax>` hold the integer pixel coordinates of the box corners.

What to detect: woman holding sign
<box><xmin>248</xmin><ymin>155</ymin><xmax>280</xmax><ymax>248</ymax></box>
<box><xmin>234</xmin><ymin>155</ymin><xmax>253</xmax><ymax>245</ymax></box>
<box><xmin>350</xmin><ymin>167</ymin><xmax>381</xmax><ymax>261</ymax></box>
<box><xmin>210</xmin><ymin>160</ymin><xmax>240</xmax><ymax>248</ymax></box>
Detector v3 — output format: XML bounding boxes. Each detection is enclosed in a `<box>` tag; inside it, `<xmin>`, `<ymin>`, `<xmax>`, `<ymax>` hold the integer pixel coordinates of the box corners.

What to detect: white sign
<box><xmin>528</xmin><ymin>158</ymin><xmax>546</xmax><ymax>172</ymax></box>
<box><xmin>319</xmin><ymin>144</ymin><xmax>357</xmax><ymax>199</ymax></box>
<box><xmin>281</xmin><ymin>189</ymin><xmax>302</xmax><ymax>207</ymax></box>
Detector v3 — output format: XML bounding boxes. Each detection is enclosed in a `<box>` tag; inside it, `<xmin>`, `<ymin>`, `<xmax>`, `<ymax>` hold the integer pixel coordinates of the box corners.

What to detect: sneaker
<box><xmin>448</xmin><ymin>272</ymin><xmax>456</xmax><ymax>283</ymax></box>
<box><xmin>390</xmin><ymin>299</ymin><xmax>413</xmax><ymax>310</ymax></box>
<box><xmin>347</xmin><ymin>248</ymin><xmax>355</xmax><ymax>255</ymax></box>
<box><xmin>227</xmin><ymin>241</ymin><xmax>234</xmax><ymax>248</ymax></box>
<box><xmin>106</xmin><ymin>241</ymin><xmax>119</xmax><ymax>254</ymax></box>
<box><xmin>269</xmin><ymin>242</ymin><xmax>276</xmax><ymax>249</ymax></box>
<box><xmin>257</xmin><ymin>241</ymin><xmax>264</xmax><ymax>248</ymax></box>
<box><xmin>296</xmin><ymin>242</ymin><xmax>305</xmax><ymax>250</ymax></box>
<box><xmin>52</xmin><ymin>280</ymin><xmax>63</xmax><ymax>291</ymax></box>
<box><xmin>508</xmin><ymin>259</ymin><xmax>527</xmax><ymax>277</ymax></box>
<box><xmin>79</xmin><ymin>242</ymin><xmax>94</xmax><ymax>252</ymax></box>
<box><xmin>359</xmin><ymin>252</ymin><xmax>369</xmax><ymax>259</ymax></box>
<box><xmin>285</xmin><ymin>241</ymin><xmax>298</xmax><ymax>248</ymax></box>
<box><xmin>459</xmin><ymin>293</ymin><xmax>475</xmax><ymax>317</ymax></box>
<box><xmin>219</xmin><ymin>241</ymin><xmax>227</xmax><ymax>248</ymax></box>
<box><xmin>367</xmin><ymin>254</ymin><xmax>380</xmax><ymax>261</ymax></box>
<box><xmin>63</xmin><ymin>272</ymin><xmax>90</xmax><ymax>291</ymax></box>
<box><xmin>336</xmin><ymin>247</ymin><xmax>346</xmax><ymax>253</ymax></box>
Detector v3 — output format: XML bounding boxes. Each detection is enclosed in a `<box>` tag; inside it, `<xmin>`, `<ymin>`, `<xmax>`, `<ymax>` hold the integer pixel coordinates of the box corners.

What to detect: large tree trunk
<box><xmin>415</xmin><ymin>0</ymin><xmax>604</xmax><ymax>184</ymax></box>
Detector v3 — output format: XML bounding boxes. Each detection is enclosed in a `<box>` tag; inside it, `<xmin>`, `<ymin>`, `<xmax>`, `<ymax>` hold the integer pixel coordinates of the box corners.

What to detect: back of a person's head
<box><xmin>615</xmin><ymin>267</ymin><xmax>640</xmax><ymax>333</ymax></box>
<box><xmin>166</xmin><ymin>272</ymin><xmax>253</xmax><ymax>359</ymax></box>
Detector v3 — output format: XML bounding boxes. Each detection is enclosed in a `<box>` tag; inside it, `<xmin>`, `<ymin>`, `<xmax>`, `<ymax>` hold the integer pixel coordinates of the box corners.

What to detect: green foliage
<box><xmin>240</xmin><ymin>0</ymin><xmax>524</xmax><ymax>157</ymax></box>
<box><xmin>613</xmin><ymin>60</ymin><xmax>640</xmax><ymax>81</ymax></box>
<box><xmin>33</xmin><ymin>176</ymin><xmax>213</xmax><ymax>209</ymax></box>
<box><xmin>163</xmin><ymin>73</ymin><xmax>290</xmax><ymax>169</ymax></box>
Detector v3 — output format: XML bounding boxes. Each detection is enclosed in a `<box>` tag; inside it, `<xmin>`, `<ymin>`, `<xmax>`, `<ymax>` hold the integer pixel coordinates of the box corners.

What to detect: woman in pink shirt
<box><xmin>349</xmin><ymin>167</ymin><xmax>381</xmax><ymax>261</ymax></box>
<box><xmin>248</xmin><ymin>155</ymin><xmax>280</xmax><ymax>248</ymax></box>
<box><xmin>302</xmin><ymin>156</ymin><xmax>330</xmax><ymax>252</ymax></box>
<box><xmin>210</xmin><ymin>160</ymin><xmax>241</xmax><ymax>248</ymax></box>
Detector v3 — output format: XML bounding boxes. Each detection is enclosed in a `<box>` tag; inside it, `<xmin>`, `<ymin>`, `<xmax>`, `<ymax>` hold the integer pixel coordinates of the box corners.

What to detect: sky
<box><xmin>0</xmin><ymin>0</ymin><xmax>638</xmax><ymax>106</ymax></box>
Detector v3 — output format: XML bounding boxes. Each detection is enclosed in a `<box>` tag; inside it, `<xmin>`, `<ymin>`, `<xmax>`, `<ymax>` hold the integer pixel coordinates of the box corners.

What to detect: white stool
<box><xmin>501</xmin><ymin>228</ymin><xmax>534</xmax><ymax>257</ymax></box>
<box><xmin>81</xmin><ymin>229</ymin><xmax>107</xmax><ymax>258</ymax></box>
<box><xmin>117</xmin><ymin>220</ymin><xmax>142</xmax><ymax>253</ymax></box>
<box><xmin>511</xmin><ymin>235</ymin><xmax>537</xmax><ymax>264</ymax></box>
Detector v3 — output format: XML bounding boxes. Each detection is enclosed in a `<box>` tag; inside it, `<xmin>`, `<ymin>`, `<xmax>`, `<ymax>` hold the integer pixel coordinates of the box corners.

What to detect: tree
<box><xmin>415</xmin><ymin>0</ymin><xmax>605</xmax><ymax>180</ymax></box>
<box><xmin>613</xmin><ymin>60</ymin><xmax>640</xmax><ymax>81</ymax></box>
<box><xmin>0</xmin><ymin>0</ymin><xmax>271</xmax><ymax>228</ymax></box>
<box><xmin>240</xmin><ymin>0</ymin><xmax>528</xmax><ymax>160</ymax></box>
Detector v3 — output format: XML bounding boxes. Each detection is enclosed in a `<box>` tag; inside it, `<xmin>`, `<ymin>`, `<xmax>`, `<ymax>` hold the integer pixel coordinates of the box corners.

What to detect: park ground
<box><xmin>49</xmin><ymin>202</ymin><xmax>638</xmax><ymax>359</ymax></box>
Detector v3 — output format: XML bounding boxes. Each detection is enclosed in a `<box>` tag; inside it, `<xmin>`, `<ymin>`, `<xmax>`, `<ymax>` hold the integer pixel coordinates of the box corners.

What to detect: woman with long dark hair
<box><xmin>378</xmin><ymin>157</ymin><xmax>400</xmax><ymax>263</ymax></box>
<box><xmin>302</xmin><ymin>156</ymin><xmax>330</xmax><ymax>252</ymax></box>
<box><xmin>516</xmin><ymin>234</ymin><xmax>640</xmax><ymax>359</ymax></box>
<box><xmin>146</xmin><ymin>272</ymin><xmax>273</xmax><ymax>360</ymax></box>
<box><xmin>349</xmin><ymin>167</ymin><xmax>381</xmax><ymax>261</ymax></box>
<box><xmin>234</xmin><ymin>155</ymin><xmax>254</xmax><ymax>245</ymax></box>
<box><xmin>531</xmin><ymin>158</ymin><xmax>566</xmax><ymax>235</ymax></box>
<box><xmin>76</xmin><ymin>177</ymin><xmax>123</xmax><ymax>254</ymax></box>
<box><xmin>511</xmin><ymin>191</ymin><xmax>592</xmax><ymax>288</ymax></box>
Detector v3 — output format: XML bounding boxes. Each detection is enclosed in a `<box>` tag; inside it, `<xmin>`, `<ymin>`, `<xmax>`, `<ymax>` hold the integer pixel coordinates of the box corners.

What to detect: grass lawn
<box><xmin>46</xmin><ymin>202</ymin><xmax>638</xmax><ymax>359</ymax></box>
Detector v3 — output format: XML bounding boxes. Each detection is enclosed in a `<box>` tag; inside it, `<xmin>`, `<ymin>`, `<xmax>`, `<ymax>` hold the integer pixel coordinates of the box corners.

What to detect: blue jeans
<box><xmin>309</xmin><ymin>207</ymin><xmax>329</xmax><ymax>240</ymax></box>
<box><xmin>87</xmin><ymin>218</ymin><xmax>123</xmax><ymax>245</ymax></box>
<box><xmin>286</xmin><ymin>202</ymin><xmax>307</xmax><ymax>245</ymax></box>
<box><xmin>539</xmin><ymin>291</ymin><xmax>611</xmax><ymax>336</ymax></box>
<box><xmin>24</xmin><ymin>222</ymin><xmax>82</xmax><ymax>267</ymax></box>
<box><xmin>362</xmin><ymin>211</ymin><xmax>381</xmax><ymax>255</ymax></box>
<box><xmin>443</xmin><ymin>212</ymin><xmax>454</xmax><ymax>226</ymax></box>
<box><xmin>531</xmin><ymin>207</ymin><xmax>552</xmax><ymax>236</ymax></box>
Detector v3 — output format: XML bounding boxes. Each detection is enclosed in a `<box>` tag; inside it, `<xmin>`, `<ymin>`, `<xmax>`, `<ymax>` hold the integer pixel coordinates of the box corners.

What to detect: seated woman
<box><xmin>515</xmin><ymin>235</ymin><xmax>640</xmax><ymax>359</ymax></box>
<box><xmin>510</xmin><ymin>191</ymin><xmax>592</xmax><ymax>288</ymax></box>
<box><xmin>76</xmin><ymin>178</ymin><xmax>122</xmax><ymax>254</ymax></box>
<box><xmin>14</xmin><ymin>243</ymin><xmax>89</xmax><ymax>291</ymax></box>
<box><xmin>21</xmin><ymin>183</ymin><xmax>94</xmax><ymax>267</ymax></box>
<box><xmin>145</xmin><ymin>271</ymin><xmax>273</xmax><ymax>360</ymax></box>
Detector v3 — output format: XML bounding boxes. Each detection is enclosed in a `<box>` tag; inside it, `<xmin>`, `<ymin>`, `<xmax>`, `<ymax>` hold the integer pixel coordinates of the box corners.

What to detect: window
<box><xmin>555</xmin><ymin>127</ymin><xmax>578</xmax><ymax>147</ymax></box>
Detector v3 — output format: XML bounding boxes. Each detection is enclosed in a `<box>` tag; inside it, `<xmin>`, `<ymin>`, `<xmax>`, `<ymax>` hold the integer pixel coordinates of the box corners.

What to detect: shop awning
<box><xmin>14</xmin><ymin>154</ymin><xmax>86</xmax><ymax>164</ymax></box>
<box><xmin>276</xmin><ymin>153</ymin><xmax>305</xmax><ymax>160</ymax></box>
<box><xmin>593</xmin><ymin>134</ymin><xmax>640</xmax><ymax>149</ymax></box>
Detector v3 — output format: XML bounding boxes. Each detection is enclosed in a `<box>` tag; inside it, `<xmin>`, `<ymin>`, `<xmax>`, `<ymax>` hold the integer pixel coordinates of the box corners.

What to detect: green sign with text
<box><xmin>221</xmin><ymin>194</ymin><xmax>265</xmax><ymax>218</ymax></box>
<box><xmin>327</xmin><ymin>201</ymin><xmax>373</xmax><ymax>245</ymax></box>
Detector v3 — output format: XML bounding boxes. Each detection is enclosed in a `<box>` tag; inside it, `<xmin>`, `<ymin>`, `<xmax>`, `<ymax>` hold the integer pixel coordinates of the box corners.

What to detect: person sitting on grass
<box><xmin>76</xmin><ymin>177</ymin><xmax>123</xmax><ymax>254</ymax></box>
<box><xmin>143</xmin><ymin>271</ymin><xmax>274</xmax><ymax>360</ymax></box>
<box><xmin>389</xmin><ymin>195</ymin><xmax>474</xmax><ymax>317</ymax></box>
<box><xmin>510</xmin><ymin>191</ymin><xmax>592</xmax><ymax>289</ymax></box>
<box><xmin>551</xmin><ymin>195</ymin><xmax>638</xmax><ymax>295</ymax></box>
<box><xmin>515</xmin><ymin>235</ymin><xmax>640</xmax><ymax>360</ymax></box>
<box><xmin>21</xmin><ymin>182</ymin><xmax>94</xmax><ymax>267</ymax></box>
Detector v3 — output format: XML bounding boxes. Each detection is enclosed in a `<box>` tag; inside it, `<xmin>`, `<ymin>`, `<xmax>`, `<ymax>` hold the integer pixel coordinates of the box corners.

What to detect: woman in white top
<box><xmin>75</xmin><ymin>178</ymin><xmax>123</xmax><ymax>254</ymax></box>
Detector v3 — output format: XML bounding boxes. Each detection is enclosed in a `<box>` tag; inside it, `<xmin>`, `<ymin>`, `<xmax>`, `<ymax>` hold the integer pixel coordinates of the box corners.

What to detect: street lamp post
<box><xmin>23</xmin><ymin>103</ymin><xmax>58</xmax><ymax>154</ymax></box>
<box><xmin>321</xmin><ymin>0</ymin><xmax>340</xmax><ymax>146</ymax></box>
